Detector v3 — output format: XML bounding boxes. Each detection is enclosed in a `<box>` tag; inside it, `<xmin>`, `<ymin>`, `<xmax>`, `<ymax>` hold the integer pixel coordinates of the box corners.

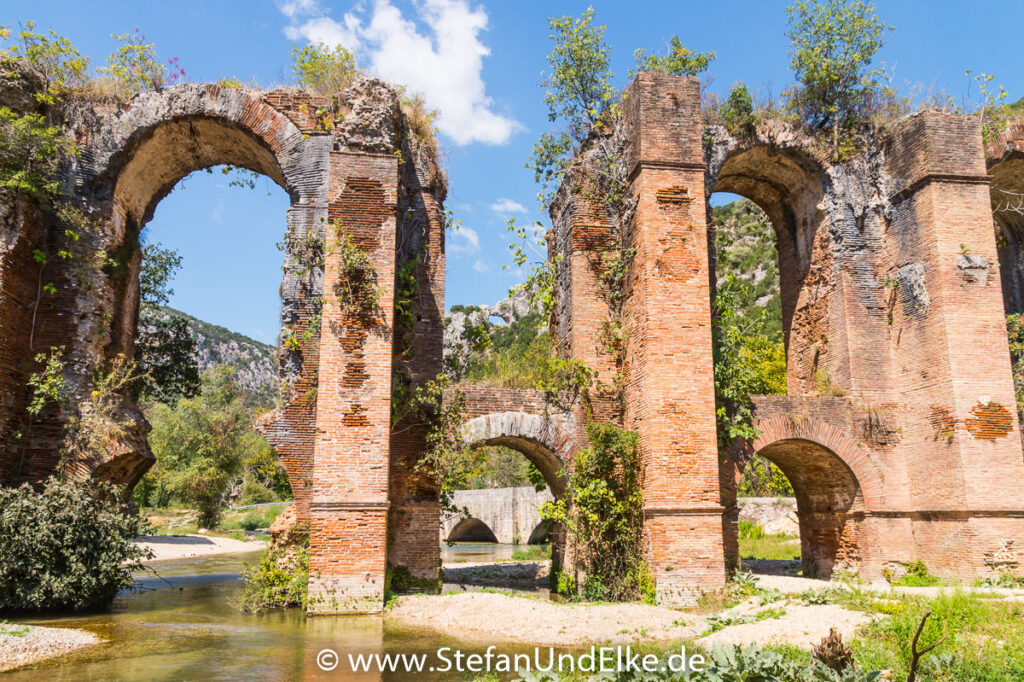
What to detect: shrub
<box><xmin>541</xmin><ymin>422</ymin><xmax>650</xmax><ymax>602</ymax></box>
<box><xmin>738</xmin><ymin>519</ymin><xmax>765</xmax><ymax>539</ymax></box>
<box><xmin>885</xmin><ymin>559</ymin><xmax>942</xmax><ymax>587</ymax></box>
<box><xmin>239</xmin><ymin>513</ymin><xmax>264</xmax><ymax>532</ymax></box>
<box><xmin>632</xmin><ymin>35</ymin><xmax>715</xmax><ymax>77</ymax></box>
<box><xmin>719</xmin><ymin>83</ymin><xmax>759</xmax><ymax>136</ymax></box>
<box><xmin>289</xmin><ymin>42</ymin><xmax>356</xmax><ymax>95</ymax></box>
<box><xmin>99</xmin><ymin>29</ymin><xmax>178</xmax><ymax>95</ymax></box>
<box><xmin>0</xmin><ymin>478</ymin><xmax>151</xmax><ymax>611</ymax></box>
<box><xmin>235</xmin><ymin>539</ymin><xmax>309</xmax><ymax>613</ymax></box>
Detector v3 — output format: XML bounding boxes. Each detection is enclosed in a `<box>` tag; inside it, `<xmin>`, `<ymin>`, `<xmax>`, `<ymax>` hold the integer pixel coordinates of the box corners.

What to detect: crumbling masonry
<box><xmin>2</xmin><ymin>69</ymin><xmax>1023</xmax><ymax>610</ymax></box>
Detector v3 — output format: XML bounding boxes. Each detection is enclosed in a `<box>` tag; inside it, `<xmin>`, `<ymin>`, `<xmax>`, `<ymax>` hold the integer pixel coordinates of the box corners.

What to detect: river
<box><xmin>5</xmin><ymin>544</ymin><xmax>547</xmax><ymax>680</ymax></box>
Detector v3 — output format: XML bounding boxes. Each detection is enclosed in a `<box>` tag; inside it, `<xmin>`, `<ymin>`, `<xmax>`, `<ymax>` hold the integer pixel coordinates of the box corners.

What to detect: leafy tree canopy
<box><xmin>632</xmin><ymin>35</ymin><xmax>715</xmax><ymax>78</ymax></box>
<box><xmin>784</xmin><ymin>0</ymin><xmax>891</xmax><ymax>155</ymax></box>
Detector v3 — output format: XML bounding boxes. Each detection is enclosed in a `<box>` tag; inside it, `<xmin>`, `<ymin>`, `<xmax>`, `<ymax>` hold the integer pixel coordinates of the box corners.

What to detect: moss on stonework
<box><xmin>385</xmin><ymin>564</ymin><xmax>442</xmax><ymax>593</ymax></box>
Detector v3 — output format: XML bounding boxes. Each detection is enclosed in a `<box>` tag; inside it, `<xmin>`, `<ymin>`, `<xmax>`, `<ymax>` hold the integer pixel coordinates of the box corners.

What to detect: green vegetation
<box><xmin>134</xmin><ymin>366</ymin><xmax>289</xmax><ymax>528</ymax></box>
<box><xmin>289</xmin><ymin>41</ymin><xmax>357</xmax><ymax>96</ymax></box>
<box><xmin>332</xmin><ymin>226</ymin><xmax>381</xmax><ymax>320</ymax></box>
<box><xmin>719</xmin><ymin>83</ymin><xmax>759</xmax><ymax>136</ymax></box>
<box><xmin>712</xmin><ymin>200</ymin><xmax>793</xmax><ymax>496</ymax></box>
<box><xmin>0</xmin><ymin>478</ymin><xmax>151</xmax><ymax>611</ymax></box>
<box><xmin>885</xmin><ymin>560</ymin><xmax>943</xmax><ymax>587</ymax></box>
<box><xmin>632</xmin><ymin>35</ymin><xmax>715</xmax><ymax>78</ymax></box>
<box><xmin>740</xmin><ymin>533</ymin><xmax>801</xmax><ymax>562</ymax></box>
<box><xmin>134</xmin><ymin>243</ymin><xmax>201</xmax><ymax>403</ymax></box>
<box><xmin>235</xmin><ymin>535</ymin><xmax>309</xmax><ymax>613</ymax></box>
<box><xmin>0</xmin><ymin>621</ymin><xmax>31</xmax><ymax>637</ymax></box>
<box><xmin>100</xmin><ymin>28</ymin><xmax>183</xmax><ymax>95</ymax></box>
<box><xmin>530</xmin><ymin>6</ymin><xmax>615</xmax><ymax>204</ymax></box>
<box><xmin>1007</xmin><ymin>313</ymin><xmax>1024</xmax><ymax>423</ymax></box>
<box><xmin>850</xmin><ymin>591</ymin><xmax>1024</xmax><ymax>679</ymax></box>
<box><xmin>143</xmin><ymin>503</ymin><xmax>288</xmax><ymax>535</ymax></box>
<box><xmin>541</xmin><ymin>423</ymin><xmax>652</xmax><ymax>603</ymax></box>
<box><xmin>784</xmin><ymin>0</ymin><xmax>892</xmax><ymax>158</ymax></box>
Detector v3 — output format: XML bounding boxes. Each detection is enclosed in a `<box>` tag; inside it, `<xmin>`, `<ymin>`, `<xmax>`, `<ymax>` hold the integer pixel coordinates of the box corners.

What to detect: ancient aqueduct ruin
<box><xmin>3</xmin><ymin>69</ymin><xmax>1024</xmax><ymax>612</ymax></box>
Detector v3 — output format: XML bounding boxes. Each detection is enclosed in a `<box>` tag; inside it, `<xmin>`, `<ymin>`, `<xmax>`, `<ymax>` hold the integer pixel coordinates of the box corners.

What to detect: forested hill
<box><xmin>152</xmin><ymin>306</ymin><xmax>277</xmax><ymax>399</ymax></box>
<box><xmin>712</xmin><ymin>198</ymin><xmax>782</xmax><ymax>334</ymax></box>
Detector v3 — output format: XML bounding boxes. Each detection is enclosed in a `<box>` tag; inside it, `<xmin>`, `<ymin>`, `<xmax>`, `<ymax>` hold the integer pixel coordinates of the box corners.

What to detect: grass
<box><xmin>740</xmin><ymin>533</ymin><xmax>801</xmax><ymax>561</ymax></box>
<box><xmin>141</xmin><ymin>503</ymin><xmax>289</xmax><ymax>536</ymax></box>
<box><xmin>737</xmin><ymin>521</ymin><xmax>800</xmax><ymax>561</ymax></box>
<box><xmin>0</xmin><ymin>621</ymin><xmax>31</xmax><ymax>637</ymax></box>
<box><xmin>498</xmin><ymin>544</ymin><xmax>552</xmax><ymax>562</ymax></box>
<box><xmin>849</xmin><ymin>591</ymin><xmax>1024</xmax><ymax>680</ymax></box>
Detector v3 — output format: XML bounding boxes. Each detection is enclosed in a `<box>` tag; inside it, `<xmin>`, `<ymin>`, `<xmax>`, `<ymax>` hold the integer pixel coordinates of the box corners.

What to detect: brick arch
<box><xmin>460</xmin><ymin>412</ymin><xmax>573</xmax><ymax>497</ymax></box>
<box><xmin>65</xmin><ymin>84</ymin><xmax>330</xmax><ymax>495</ymax></box>
<box><xmin>704</xmin><ymin>129</ymin><xmax>834</xmax><ymax>394</ymax></box>
<box><xmin>986</xmin><ymin>118</ymin><xmax>1024</xmax><ymax>313</ymax></box>
<box><xmin>749</xmin><ymin>415</ymin><xmax>883</xmax><ymax>509</ymax></box>
<box><xmin>739</xmin><ymin>415</ymin><xmax>882</xmax><ymax>578</ymax></box>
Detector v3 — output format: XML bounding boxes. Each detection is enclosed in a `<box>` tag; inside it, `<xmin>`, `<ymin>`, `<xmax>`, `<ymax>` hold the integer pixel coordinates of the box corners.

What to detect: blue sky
<box><xmin>4</xmin><ymin>1</ymin><xmax>1022</xmax><ymax>343</ymax></box>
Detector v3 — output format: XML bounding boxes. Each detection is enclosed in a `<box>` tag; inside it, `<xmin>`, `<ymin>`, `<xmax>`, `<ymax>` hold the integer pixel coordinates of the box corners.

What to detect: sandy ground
<box><xmin>388</xmin><ymin>591</ymin><xmax>701</xmax><ymax>646</ymax></box>
<box><xmin>135</xmin><ymin>534</ymin><xmax>266</xmax><ymax>563</ymax></box>
<box><xmin>0</xmin><ymin>624</ymin><xmax>101</xmax><ymax>672</ymax></box>
<box><xmin>386</xmin><ymin>589</ymin><xmax>883</xmax><ymax>649</ymax></box>
<box><xmin>697</xmin><ymin>601</ymin><xmax>877</xmax><ymax>650</ymax></box>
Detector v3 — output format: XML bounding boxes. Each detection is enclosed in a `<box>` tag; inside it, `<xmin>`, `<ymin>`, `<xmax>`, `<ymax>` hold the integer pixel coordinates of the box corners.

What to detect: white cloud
<box><xmin>279</xmin><ymin>0</ymin><xmax>319</xmax><ymax>19</ymax></box>
<box><xmin>449</xmin><ymin>225</ymin><xmax>479</xmax><ymax>254</ymax></box>
<box><xmin>210</xmin><ymin>201</ymin><xmax>224</xmax><ymax>224</ymax></box>
<box><xmin>490</xmin><ymin>197</ymin><xmax>527</xmax><ymax>215</ymax></box>
<box><xmin>279</xmin><ymin>0</ymin><xmax>522</xmax><ymax>146</ymax></box>
<box><xmin>473</xmin><ymin>259</ymin><xmax>489</xmax><ymax>273</ymax></box>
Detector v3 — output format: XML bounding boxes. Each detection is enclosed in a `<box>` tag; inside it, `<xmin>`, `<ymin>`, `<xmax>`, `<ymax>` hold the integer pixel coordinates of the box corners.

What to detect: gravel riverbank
<box><xmin>0</xmin><ymin>624</ymin><xmax>101</xmax><ymax>672</ymax></box>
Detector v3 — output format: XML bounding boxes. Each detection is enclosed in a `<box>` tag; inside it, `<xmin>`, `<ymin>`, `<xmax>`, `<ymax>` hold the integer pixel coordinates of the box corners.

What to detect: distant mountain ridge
<box><xmin>155</xmin><ymin>306</ymin><xmax>278</xmax><ymax>399</ymax></box>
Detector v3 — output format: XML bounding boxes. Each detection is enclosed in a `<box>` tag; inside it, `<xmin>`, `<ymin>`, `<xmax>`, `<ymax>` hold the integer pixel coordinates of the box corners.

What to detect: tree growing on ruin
<box><xmin>631</xmin><ymin>35</ymin><xmax>715</xmax><ymax>78</ymax></box>
<box><xmin>528</xmin><ymin>7</ymin><xmax>615</xmax><ymax>205</ymax></box>
<box><xmin>289</xmin><ymin>42</ymin><xmax>357</xmax><ymax>96</ymax></box>
<box><xmin>784</xmin><ymin>0</ymin><xmax>891</xmax><ymax>157</ymax></box>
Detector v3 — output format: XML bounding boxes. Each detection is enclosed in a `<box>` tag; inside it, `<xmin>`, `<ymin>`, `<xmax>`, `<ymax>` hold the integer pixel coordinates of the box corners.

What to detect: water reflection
<box><xmin>4</xmin><ymin>545</ymin><xmax>547</xmax><ymax>680</ymax></box>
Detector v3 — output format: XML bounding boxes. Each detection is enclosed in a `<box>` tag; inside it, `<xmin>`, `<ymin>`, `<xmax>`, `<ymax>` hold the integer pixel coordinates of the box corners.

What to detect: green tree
<box><xmin>784</xmin><ymin>0</ymin><xmax>891</xmax><ymax>157</ymax></box>
<box><xmin>528</xmin><ymin>7</ymin><xmax>615</xmax><ymax>203</ymax></box>
<box><xmin>134</xmin><ymin>243</ymin><xmax>200</xmax><ymax>402</ymax></box>
<box><xmin>99</xmin><ymin>28</ymin><xmax>175</xmax><ymax>95</ymax></box>
<box><xmin>143</xmin><ymin>366</ymin><xmax>275</xmax><ymax>527</ymax></box>
<box><xmin>289</xmin><ymin>42</ymin><xmax>357</xmax><ymax>95</ymax></box>
<box><xmin>632</xmin><ymin>36</ymin><xmax>715</xmax><ymax>77</ymax></box>
<box><xmin>713</xmin><ymin>275</ymin><xmax>787</xmax><ymax>450</ymax></box>
<box><xmin>0</xmin><ymin>22</ymin><xmax>89</xmax><ymax>104</ymax></box>
<box><xmin>719</xmin><ymin>83</ymin><xmax>759</xmax><ymax>136</ymax></box>
<box><xmin>0</xmin><ymin>107</ymin><xmax>75</xmax><ymax>201</ymax></box>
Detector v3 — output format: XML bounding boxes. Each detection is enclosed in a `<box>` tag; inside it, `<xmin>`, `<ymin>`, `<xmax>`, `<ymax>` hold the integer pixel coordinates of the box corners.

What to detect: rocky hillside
<box><xmin>443</xmin><ymin>282</ymin><xmax>545</xmax><ymax>380</ymax></box>
<box><xmin>152</xmin><ymin>306</ymin><xmax>278</xmax><ymax>399</ymax></box>
<box><xmin>712</xmin><ymin>198</ymin><xmax>782</xmax><ymax>333</ymax></box>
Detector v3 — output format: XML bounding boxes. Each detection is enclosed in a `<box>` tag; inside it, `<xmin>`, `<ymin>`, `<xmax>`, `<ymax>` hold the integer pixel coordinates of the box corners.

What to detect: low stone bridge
<box><xmin>441</xmin><ymin>486</ymin><xmax>554</xmax><ymax>545</ymax></box>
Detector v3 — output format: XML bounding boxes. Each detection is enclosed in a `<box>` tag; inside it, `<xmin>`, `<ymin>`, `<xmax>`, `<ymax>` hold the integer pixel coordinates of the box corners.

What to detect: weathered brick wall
<box><xmin>0</xmin><ymin>193</ymin><xmax>47</xmax><ymax>484</ymax></box>
<box><xmin>553</xmin><ymin>74</ymin><xmax>1024</xmax><ymax>592</ymax></box>
<box><xmin>386</xmin><ymin>135</ymin><xmax>448</xmax><ymax>587</ymax></box>
<box><xmin>619</xmin><ymin>74</ymin><xmax>727</xmax><ymax>603</ymax></box>
<box><xmin>306</xmin><ymin>152</ymin><xmax>397</xmax><ymax>614</ymax></box>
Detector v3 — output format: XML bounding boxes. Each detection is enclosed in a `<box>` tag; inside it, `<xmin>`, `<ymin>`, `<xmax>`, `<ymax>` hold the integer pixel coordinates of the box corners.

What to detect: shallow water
<box><xmin>5</xmin><ymin>545</ymin><xmax>547</xmax><ymax>680</ymax></box>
